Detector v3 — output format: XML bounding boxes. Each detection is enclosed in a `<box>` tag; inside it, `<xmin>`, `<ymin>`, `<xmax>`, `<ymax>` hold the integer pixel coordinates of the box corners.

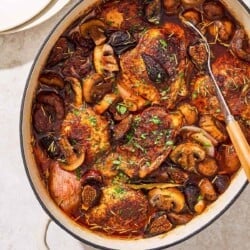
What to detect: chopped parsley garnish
<box><xmin>165</xmin><ymin>140</ymin><xmax>174</xmax><ymax>146</ymax></box>
<box><xmin>197</xmin><ymin>194</ymin><xmax>204</xmax><ymax>201</ymax></box>
<box><xmin>133</xmin><ymin>142</ymin><xmax>146</xmax><ymax>153</ymax></box>
<box><xmin>113</xmin><ymin>156</ymin><xmax>122</xmax><ymax>166</ymax></box>
<box><xmin>75</xmin><ymin>167</ymin><xmax>82</xmax><ymax>180</ymax></box>
<box><xmin>149</xmin><ymin>115</ymin><xmax>161</xmax><ymax>125</ymax></box>
<box><xmin>159</xmin><ymin>39</ymin><xmax>168</xmax><ymax>49</ymax></box>
<box><xmin>113</xmin><ymin>159</ymin><xmax>121</xmax><ymax>166</ymax></box>
<box><xmin>192</xmin><ymin>91</ymin><xmax>198</xmax><ymax>99</ymax></box>
<box><xmin>114</xmin><ymin>186</ymin><xmax>126</xmax><ymax>196</ymax></box>
<box><xmin>72</xmin><ymin>109</ymin><xmax>80</xmax><ymax>116</ymax></box>
<box><xmin>89</xmin><ymin>116</ymin><xmax>97</xmax><ymax>126</ymax></box>
<box><xmin>116</xmin><ymin>103</ymin><xmax>127</xmax><ymax>115</ymax></box>
<box><xmin>203</xmin><ymin>142</ymin><xmax>212</xmax><ymax>147</ymax></box>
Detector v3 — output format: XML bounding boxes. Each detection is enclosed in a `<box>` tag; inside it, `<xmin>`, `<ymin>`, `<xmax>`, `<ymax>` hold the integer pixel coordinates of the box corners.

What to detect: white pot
<box><xmin>20</xmin><ymin>1</ymin><xmax>250</xmax><ymax>249</ymax></box>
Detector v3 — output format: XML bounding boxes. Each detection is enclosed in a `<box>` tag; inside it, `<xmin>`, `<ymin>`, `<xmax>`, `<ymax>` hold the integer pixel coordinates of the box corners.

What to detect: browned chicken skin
<box><xmin>85</xmin><ymin>185</ymin><xmax>149</xmax><ymax>234</ymax></box>
<box><xmin>94</xmin><ymin>107</ymin><xmax>176</xmax><ymax>179</ymax></box>
<box><xmin>119</xmin><ymin>23</ymin><xmax>187</xmax><ymax>107</ymax></box>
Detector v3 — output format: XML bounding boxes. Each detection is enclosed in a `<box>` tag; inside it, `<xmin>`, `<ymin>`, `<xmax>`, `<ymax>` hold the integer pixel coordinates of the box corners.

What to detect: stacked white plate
<box><xmin>0</xmin><ymin>0</ymin><xmax>70</xmax><ymax>34</ymax></box>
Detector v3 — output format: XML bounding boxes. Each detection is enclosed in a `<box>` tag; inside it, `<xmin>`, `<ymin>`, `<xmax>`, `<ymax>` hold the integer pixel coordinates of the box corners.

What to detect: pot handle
<box><xmin>37</xmin><ymin>214</ymin><xmax>52</xmax><ymax>250</ymax></box>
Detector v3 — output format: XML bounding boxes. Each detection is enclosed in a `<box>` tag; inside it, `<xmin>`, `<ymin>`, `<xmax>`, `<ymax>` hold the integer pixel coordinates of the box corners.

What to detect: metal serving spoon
<box><xmin>182</xmin><ymin>19</ymin><xmax>250</xmax><ymax>181</ymax></box>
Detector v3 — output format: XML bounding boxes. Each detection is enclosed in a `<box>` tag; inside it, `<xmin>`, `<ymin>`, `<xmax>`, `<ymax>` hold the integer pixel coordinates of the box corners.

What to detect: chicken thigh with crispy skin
<box><xmin>94</xmin><ymin>107</ymin><xmax>176</xmax><ymax>180</ymax></box>
<box><xmin>119</xmin><ymin>23</ymin><xmax>188</xmax><ymax>109</ymax></box>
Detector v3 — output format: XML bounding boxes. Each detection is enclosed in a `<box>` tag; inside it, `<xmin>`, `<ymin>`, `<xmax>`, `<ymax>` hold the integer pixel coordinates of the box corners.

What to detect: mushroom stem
<box><xmin>66</xmin><ymin>77</ymin><xmax>83</xmax><ymax>108</ymax></box>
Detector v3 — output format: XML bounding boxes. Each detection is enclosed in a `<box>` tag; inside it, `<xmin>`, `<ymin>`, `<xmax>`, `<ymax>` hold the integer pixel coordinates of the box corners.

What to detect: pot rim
<box><xmin>20</xmin><ymin>0</ymin><xmax>249</xmax><ymax>249</ymax></box>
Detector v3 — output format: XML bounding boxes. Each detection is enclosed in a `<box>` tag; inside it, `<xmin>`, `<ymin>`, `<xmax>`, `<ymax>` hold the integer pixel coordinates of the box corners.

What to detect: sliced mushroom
<box><xmin>199</xmin><ymin>115</ymin><xmax>228</xmax><ymax>143</ymax></box>
<box><xmin>108</xmin><ymin>31</ymin><xmax>137</xmax><ymax>55</ymax></box>
<box><xmin>177</xmin><ymin>103</ymin><xmax>198</xmax><ymax>125</ymax></box>
<box><xmin>80</xmin><ymin>19</ymin><xmax>106</xmax><ymax>45</ymax></box>
<box><xmin>148</xmin><ymin>187</ymin><xmax>185</xmax><ymax>213</ymax></box>
<box><xmin>163</xmin><ymin>0</ymin><xmax>181</xmax><ymax>15</ymax></box>
<box><xmin>144</xmin><ymin>0</ymin><xmax>162</xmax><ymax>24</ymax></box>
<box><xmin>145</xmin><ymin>212</ymin><xmax>172</xmax><ymax>237</ymax></box>
<box><xmin>179</xmin><ymin>126</ymin><xmax>218</xmax><ymax>146</ymax></box>
<box><xmin>170</xmin><ymin>142</ymin><xmax>206</xmax><ymax>172</ymax></box>
<box><xmin>203</xmin><ymin>1</ymin><xmax>224</xmax><ymax>20</ymax></box>
<box><xmin>199</xmin><ymin>178</ymin><xmax>217</xmax><ymax>201</ymax></box>
<box><xmin>39</xmin><ymin>71</ymin><xmax>64</xmax><ymax>89</ymax></box>
<box><xmin>181</xmin><ymin>9</ymin><xmax>201</xmax><ymax>25</ymax></box>
<box><xmin>94</xmin><ymin>44</ymin><xmax>119</xmax><ymax>76</ymax></box>
<box><xmin>208</xmin><ymin>19</ymin><xmax>234</xmax><ymax>42</ymax></box>
<box><xmin>82</xmin><ymin>73</ymin><xmax>112</xmax><ymax>103</ymax></box>
<box><xmin>168</xmin><ymin>212</ymin><xmax>193</xmax><ymax>225</ymax></box>
<box><xmin>58</xmin><ymin>136</ymin><xmax>85</xmax><ymax>171</ymax></box>
<box><xmin>197</xmin><ymin>158</ymin><xmax>218</xmax><ymax>177</ymax></box>
<box><xmin>65</xmin><ymin>77</ymin><xmax>82</xmax><ymax>108</ymax></box>
<box><xmin>190</xmin><ymin>132</ymin><xmax>215</xmax><ymax>157</ymax></box>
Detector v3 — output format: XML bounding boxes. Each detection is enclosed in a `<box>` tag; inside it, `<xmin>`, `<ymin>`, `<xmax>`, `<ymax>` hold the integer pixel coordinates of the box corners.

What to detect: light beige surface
<box><xmin>0</xmin><ymin>0</ymin><xmax>249</xmax><ymax>249</ymax></box>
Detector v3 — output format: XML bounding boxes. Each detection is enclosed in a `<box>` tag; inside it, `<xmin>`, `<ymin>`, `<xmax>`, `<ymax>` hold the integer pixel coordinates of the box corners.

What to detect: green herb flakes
<box><xmin>116</xmin><ymin>103</ymin><xmax>127</xmax><ymax>115</ymax></box>
<box><xmin>159</xmin><ymin>39</ymin><xmax>168</xmax><ymax>49</ymax></box>
<box><xmin>149</xmin><ymin>115</ymin><xmax>161</xmax><ymax>125</ymax></box>
<box><xmin>89</xmin><ymin>116</ymin><xmax>97</xmax><ymax>126</ymax></box>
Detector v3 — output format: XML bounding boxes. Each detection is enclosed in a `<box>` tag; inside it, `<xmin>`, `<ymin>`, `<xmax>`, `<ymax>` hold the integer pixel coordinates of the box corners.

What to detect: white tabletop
<box><xmin>0</xmin><ymin>1</ymin><xmax>250</xmax><ymax>249</ymax></box>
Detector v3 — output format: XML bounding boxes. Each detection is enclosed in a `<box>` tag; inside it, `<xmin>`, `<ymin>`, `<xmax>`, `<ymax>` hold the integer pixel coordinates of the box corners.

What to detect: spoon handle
<box><xmin>226</xmin><ymin>119</ymin><xmax>250</xmax><ymax>181</ymax></box>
